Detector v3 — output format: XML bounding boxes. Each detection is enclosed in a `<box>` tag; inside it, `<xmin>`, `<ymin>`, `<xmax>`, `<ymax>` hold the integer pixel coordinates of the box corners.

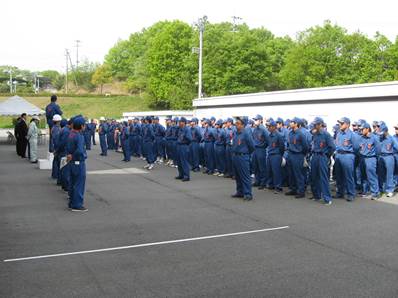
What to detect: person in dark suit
<box><xmin>15</xmin><ymin>113</ymin><xmax>28</xmax><ymax>158</ymax></box>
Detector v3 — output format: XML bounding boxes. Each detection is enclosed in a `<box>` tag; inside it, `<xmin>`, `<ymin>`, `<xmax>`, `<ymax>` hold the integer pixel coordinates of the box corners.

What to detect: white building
<box><xmin>192</xmin><ymin>81</ymin><xmax>398</xmax><ymax>131</ymax></box>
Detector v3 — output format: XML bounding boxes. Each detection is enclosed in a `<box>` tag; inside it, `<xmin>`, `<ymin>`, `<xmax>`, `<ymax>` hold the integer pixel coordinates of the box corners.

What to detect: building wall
<box><xmin>194</xmin><ymin>98</ymin><xmax>398</xmax><ymax>131</ymax></box>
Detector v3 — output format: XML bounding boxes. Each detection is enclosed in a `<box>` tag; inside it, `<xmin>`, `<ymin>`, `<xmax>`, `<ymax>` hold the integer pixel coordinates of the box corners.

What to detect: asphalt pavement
<box><xmin>1</xmin><ymin>143</ymin><xmax>398</xmax><ymax>297</ymax></box>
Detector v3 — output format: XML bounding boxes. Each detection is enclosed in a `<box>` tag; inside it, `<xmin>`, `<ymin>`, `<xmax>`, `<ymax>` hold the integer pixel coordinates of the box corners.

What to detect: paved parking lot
<box><xmin>1</xmin><ymin>144</ymin><xmax>398</xmax><ymax>297</ymax></box>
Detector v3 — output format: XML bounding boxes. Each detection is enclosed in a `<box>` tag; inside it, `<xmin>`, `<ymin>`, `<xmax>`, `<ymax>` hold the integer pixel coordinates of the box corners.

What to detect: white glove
<box><xmin>303</xmin><ymin>158</ymin><xmax>309</xmax><ymax>168</ymax></box>
<box><xmin>281</xmin><ymin>157</ymin><xmax>286</xmax><ymax>167</ymax></box>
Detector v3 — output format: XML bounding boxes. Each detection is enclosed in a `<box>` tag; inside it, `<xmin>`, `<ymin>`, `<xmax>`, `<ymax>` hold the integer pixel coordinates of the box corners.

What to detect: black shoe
<box><xmin>175</xmin><ymin>176</ymin><xmax>183</xmax><ymax>180</ymax></box>
<box><xmin>244</xmin><ymin>195</ymin><xmax>253</xmax><ymax>201</ymax></box>
<box><xmin>231</xmin><ymin>193</ymin><xmax>244</xmax><ymax>198</ymax></box>
<box><xmin>252</xmin><ymin>183</ymin><xmax>260</xmax><ymax>187</ymax></box>
<box><xmin>258</xmin><ymin>186</ymin><xmax>265</xmax><ymax>190</ymax></box>
<box><xmin>181</xmin><ymin>178</ymin><xmax>190</xmax><ymax>182</ymax></box>
<box><xmin>224</xmin><ymin>175</ymin><xmax>231</xmax><ymax>178</ymax></box>
<box><xmin>285</xmin><ymin>190</ymin><xmax>297</xmax><ymax>196</ymax></box>
<box><xmin>273</xmin><ymin>189</ymin><xmax>282</xmax><ymax>194</ymax></box>
<box><xmin>295</xmin><ymin>193</ymin><xmax>305</xmax><ymax>199</ymax></box>
<box><xmin>70</xmin><ymin>207</ymin><xmax>88</xmax><ymax>212</ymax></box>
<box><xmin>31</xmin><ymin>160</ymin><xmax>38</xmax><ymax>164</ymax></box>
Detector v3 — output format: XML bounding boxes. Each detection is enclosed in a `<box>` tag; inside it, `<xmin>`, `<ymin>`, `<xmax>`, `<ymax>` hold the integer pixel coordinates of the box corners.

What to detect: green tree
<box><xmin>91</xmin><ymin>64</ymin><xmax>112</xmax><ymax>94</ymax></box>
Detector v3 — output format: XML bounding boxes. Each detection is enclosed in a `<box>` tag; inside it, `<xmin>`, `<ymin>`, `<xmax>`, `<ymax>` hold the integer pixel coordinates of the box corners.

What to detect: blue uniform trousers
<box><xmin>99</xmin><ymin>134</ymin><xmax>107</xmax><ymax>155</ymax></box>
<box><xmin>287</xmin><ymin>152</ymin><xmax>306</xmax><ymax>194</ymax></box>
<box><xmin>361</xmin><ymin>157</ymin><xmax>379</xmax><ymax>196</ymax></box>
<box><xmin>51</xmin><ymin>154</ymin><xmax>60</xmax><ymax>179</ymax></box>
<box><xmin>335</xmin><ymin>153</ymin><xmax>356</xmax><ymax>199</ymax></box>
<box><xmin>225</xmin><ymin>145</ymin><xmax>234</xmax><ymax>176</ymax></box>
<box><xmin>177</xmin><ymin>144</ymin><xmax>190</xmax><ymax>179</ymax></box>
<box><xmin>394</xmin><ymin>154</ymin><xmax>398</xmax><ymax>188</ymax></box>
<box><xmin>122</xmin><ymin>139</ymin><xmax>131</xmax><ymax>161</ymax></box>
<box><xmin>266</xmin><ymin>154</ymin><xmax>283</xmax><ymax>190</ymax></box>
<box><xmin>232</xmin><ymin>154</ymin><xmax>252</xmax><ymax>196</ymax></box>
<box><xmin>155</xmin><ymin>137</ymin><xmax>165</xmax><ymax>159</ymax></box>
<box><xmin>378</xmin><ymin>155</ymin><xmax>395</xmax><ymax>193</ymax></box>
<box><xmin>253</xmin><ymin>147</ymin><xmax>267</xmax><ymax>186</ymax></box>
<box><xmin>204</xmin><ymin>142</ymin><xmax>215</xmax><ymax>173</ymax></box>
<box><xmin>143</xmin><ymin>141</ymin><xmax>155</xmax><ymax>164</ymax></box>
<box><xmin>214</xmin><ymin>144</ymin><xmax>226</xmax><ymax>173</ymax></box>
<box><xmin>91</xmin><ymin>132</ymin><xmax>96</xmax><ymax>145</ymax></box>
<box><xmin>84</xmin><ymin>133</ymin><xmax>91</xmax><ymax>150</ymax></box>
<box><xmin>310</xmin><ymin>154</ymin><xmax>332</xmax><ymax>202</ymax></box>
<box><xmin>199</xmin><ymin>142</ymin><xmax>206</xmax><ymax>167</ymax></box>
<box><xmin>69</xmin><ymin>161</ymin><xmax>86</xmax><ymax>209</ymax></box>
<box><xmin>189</xmin><ymin>142</ymin><xmax>200</xmax><ymax>170</ymax></box>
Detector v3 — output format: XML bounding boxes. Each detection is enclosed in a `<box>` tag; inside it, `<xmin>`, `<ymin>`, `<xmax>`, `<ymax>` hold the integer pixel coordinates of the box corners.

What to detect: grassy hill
<box><xmin>0</xmin><ymin>95</ymin><xmax>151</xmax><ymax>128</ymax></box>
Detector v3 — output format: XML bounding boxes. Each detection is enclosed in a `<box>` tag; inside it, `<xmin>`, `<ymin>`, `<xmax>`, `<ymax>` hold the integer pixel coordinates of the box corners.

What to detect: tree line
<box><xmin>103</xmin><ymin>20</ymin><xmax>398</xmax><ymax>110</ymax></box>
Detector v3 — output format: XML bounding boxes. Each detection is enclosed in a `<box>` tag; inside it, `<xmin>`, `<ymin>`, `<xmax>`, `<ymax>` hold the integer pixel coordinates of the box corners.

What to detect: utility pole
<box><xmin>197</xmin><ymin>16</ymin><xmax>207</xmax><ymax>99</ymax></box>
<box><xmin>8</xmin><ymin>69</ymin><xmax>13</xmax><ymax>93</ymax></box>
<box><xmin>67</xmin><ymin>50</ymin><xmax>78</xmax><ymax>88</ymax></box>
<box><xmin>65</xmin><ymin>49</ymin><xmax>69</xmax><ymax>94</ymax></box>
<box><xmin>232</xmin><ymin>16</ymin><xmax>242</xmax><ymax>32</ymax></box>
<box><xmin>75</xmin><ymin>40</ymin><xmax>81</xmax><ymax>69</ymax></box>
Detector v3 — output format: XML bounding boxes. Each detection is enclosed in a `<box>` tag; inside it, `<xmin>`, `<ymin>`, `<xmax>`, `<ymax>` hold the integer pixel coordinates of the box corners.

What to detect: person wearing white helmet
<box><xmin>27</xmin><ymin>116</ymin><xmax>40</xmax><ymax>163</ymax></box>
<box><xmin>51</xmin><ymin>114</ymin><xmax>62</xmax><ymax>178</ymax></box>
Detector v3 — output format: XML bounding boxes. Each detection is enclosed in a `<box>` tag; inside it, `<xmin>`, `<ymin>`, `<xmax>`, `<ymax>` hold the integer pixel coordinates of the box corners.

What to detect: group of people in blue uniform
<box><xmin>97</xmin><ymin>114</ymin><xmax>398</xmax><ymax>204</ymax></box>
<box><xmin>45</xmin><ymin>95</ymin><xmax>89</xmax><ymax>212</ymax></box>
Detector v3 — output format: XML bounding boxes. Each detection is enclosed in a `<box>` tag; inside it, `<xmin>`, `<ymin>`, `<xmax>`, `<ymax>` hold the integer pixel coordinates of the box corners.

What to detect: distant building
<box><xmin>192</xmin><ymin>81</ymin><xmax>398</xmax><ymax>130</ymax></box>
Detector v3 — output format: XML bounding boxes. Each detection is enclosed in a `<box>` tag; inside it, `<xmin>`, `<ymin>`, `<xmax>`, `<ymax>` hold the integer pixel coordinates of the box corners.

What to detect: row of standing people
<box><xmin>97</xmin><ymin>114</ymin><xmax>398</xmax><ymax>204</ymax></box>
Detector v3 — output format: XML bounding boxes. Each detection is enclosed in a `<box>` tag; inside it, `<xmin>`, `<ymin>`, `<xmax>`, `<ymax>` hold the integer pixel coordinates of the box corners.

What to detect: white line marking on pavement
<box><xmin>87</xmin><ymin>167</ymin><xmax>148</xmax><ymax>175</ymax></box>
<box><xmin>4</xmin><ymin>226</ymin><xmax>289</xmax><ymax>263</ymax></box>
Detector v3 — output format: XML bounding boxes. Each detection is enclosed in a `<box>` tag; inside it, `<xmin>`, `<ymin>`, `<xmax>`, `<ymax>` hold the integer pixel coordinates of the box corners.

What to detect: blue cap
<box><xmin>226</xmin><ymin>117</ymin><xmax>234</xmax><ymax>123</ymax></box>
<box><xmin>291</xmin><ymin>117</ymin><xmax>301</xmax><ymax>124</ymax></box>
<box><xmin>215</xmin><ymin>119</ymin><xmax>223</xmax><ymax>126</ymax></box>
<box><xmin>179</xmin><ymin>117</ymin><xmax>187</xmax><ymax>123</ymax></box>
<box><xmin>73</xmin><ymin>116</ymin><xmax>85</xmax><ymax>126</ymax></box>
<box><xmin>253</xmin><ymin>114</ymin><xmax>263</xmax><ymax>121</ymax></box>
<box><xmin>337</xmin><ymin>117</ymin><xmax>350</xmax><ymax>124</ymax></box>
<box><xmin>236</xmin><ymin>116</ymin><xmax>248</xmax><ymax>126</ymax></box>
<box><xmin>372</xmin><ymin>120</ymin><xmax>379</xmax><ymax>126</ymax></box>
<box><xmin>145</xmin><ymin>116</ymin><xmax>152</xmax><ymax>121</ymax></box>
<box><xmin>190</xmin><ymin>117</ymin><xmax>198</xmax><ymax>123</ymax></box>
<box><xmin>173</xmin><ymin>117</ymin><xmax>179</xmax><ymax>122</ymax></box>
<box><xmin>153</xmin><ymin>116</ymin><xmax>159</xmax><ymax>121</ymax></box>
<box><xmin>333</xmin><ymin>124</ymin><xmax>340</xmax><ymax>132</ymax></box>
<box><xmin>60</xmin><ymin>119</ymin><xmax>68</xmax><ymax>127</ymax></box>
<box><xmin>284</xmin><ymin>119</ymin><xmax>291</xmax><ymax>126</ymax></box>
<box><xmin>379</xmin><ymin>123</ymin><xmax>388</xmax><ymax>132</ymax></box>
<box><xmin>248</xmin><ymin>119</ymin><xmax>254</xmax><ymax>125</ymax></box>
<box><xmin>210</xmin><ymin>116</ymin><xmax>216</xmax><ymax>122</ymax></box>
<box><xmin>312</xmin><ymin>117</ymin><xmax>324</xmax><ymax>125</ymax></box>
<box><xmin>205</xmin><ymin>119</ymin><xmax>212</xmax><ymax>125</ymax></box>
<box><xmin>361</xmin><ymin>122</ymin><xmax>371</xmax><ymax>129</ymax></box>
<box><xmin>276</xmin><ymin>117</ymin><xmax>284</xmax><ymax>124</ymax></box>
<box><xmin>267</xmin><ymin>119</ymin><xmax>277</xmax><ymax>127</ymax></box>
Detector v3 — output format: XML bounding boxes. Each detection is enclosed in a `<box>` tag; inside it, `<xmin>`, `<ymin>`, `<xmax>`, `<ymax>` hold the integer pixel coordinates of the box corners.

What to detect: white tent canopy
<box><xmin>0</xmin><ymin>95</ymin><xmax>44</xmax><ymax>116</ymax></box>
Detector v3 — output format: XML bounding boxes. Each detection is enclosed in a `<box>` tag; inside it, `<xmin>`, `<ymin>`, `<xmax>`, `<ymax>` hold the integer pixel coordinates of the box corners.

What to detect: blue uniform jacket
<box><xmin>51</xmin><ymin>125</ymin><xmax>62</xmax><ymax>152</ymax></box>
<box><xmin>252</xmin><ymin>125</ymin><xmax>270</xmax><ymax>148</ymax></box>
<box><xmin>232</xmin><ymin>129</ymin><xmax>255</xmax><ymax>154</ymax></box>
<box><xmin>311</xmin><ymin>130</ymin><xmax>336</xmax><ymax>157</ymax></box>
<box><xmin>379</xmin><ymin>135</ymin><xmax>398</xmax><ymax>155</ymax></box>
<box><xmin>335</xmin><ymin>129</ymin><xmax>359</xmax><ymax>154</ymax></box>
<box><xmin>190</xmin><ymin>126</ymin><xmax>202</xmax><ymax>143</ymax></box>
<box><xmin>214</xmin><ymin>128</ymin><xmax>226</xmax><ymax>146</ymax></box>
<box><xmin>57</xmin><ymin>126</ymin><xmax>70</xmax><ymax>156</ymax></box>
<box><xmin>288</xmin><ymin>129</ymin><xmax>309</xmax><ymax>154</ymax></box>
<box><xmin>267</xmin><ymin>130</ymin><xmax>285</xmax><ymax>155</ymax></box>
<box><xmin>203</xmin><ymin>127</ymin><xmax>216</xmax><ymax>142</ymax></box>
<box><xmin>177</xmin><ymin>126</ymin><xmax>192</xmax><ymax>145</ymax></box>
<box><xmin>67</xmin><ymin>130</ymin><xmax>87</xmax><ymax>162</ymax></box>
<box><xmin>45</xmin><ymin>102</ymin><xmax>63</xmax><ymax>127</ymax></box>
<box><xmin>142</xmin><ymin>124</ymin><xmax>155</xmax><ymax>142</ymax></box>
<box><xmin>358</xmin><ymin>133</ymin><xmax>380</xmax><ymax>157</ymax></box>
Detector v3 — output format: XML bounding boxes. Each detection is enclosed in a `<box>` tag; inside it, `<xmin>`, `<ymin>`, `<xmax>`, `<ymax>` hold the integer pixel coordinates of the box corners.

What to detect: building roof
<box><xmin>193</xmin><ymin>81</ymin><xmax>398</xmax><ymax>108</ymax></box>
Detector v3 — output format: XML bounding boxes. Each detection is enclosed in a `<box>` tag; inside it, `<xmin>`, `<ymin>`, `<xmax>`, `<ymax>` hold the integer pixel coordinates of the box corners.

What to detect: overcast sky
<box><xmin>2</xmin><ymin>0</ymin><xmax>397</xmax><ymax>72</ymax></box>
